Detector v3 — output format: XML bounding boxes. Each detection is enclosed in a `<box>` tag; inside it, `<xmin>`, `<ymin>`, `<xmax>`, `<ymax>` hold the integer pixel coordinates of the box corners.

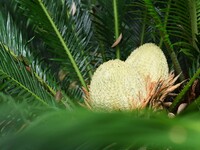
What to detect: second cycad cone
<box><xmin>125</xmin><ymin>43</ymin><xmax>169</xmax><ymax>82</ymax></box>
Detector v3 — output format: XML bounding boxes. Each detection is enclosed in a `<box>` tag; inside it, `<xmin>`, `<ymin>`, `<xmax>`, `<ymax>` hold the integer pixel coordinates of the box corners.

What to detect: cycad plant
<box><xmin>0</xmin><ymin>0</ymin><xmax>200</xmax><ymax>149</ymax></box>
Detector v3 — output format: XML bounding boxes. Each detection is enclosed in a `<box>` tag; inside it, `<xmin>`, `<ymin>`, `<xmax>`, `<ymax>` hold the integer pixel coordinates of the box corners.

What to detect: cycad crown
<box><xmin>87</xmin><ymin>43</ymin><xmax>180</xmax><ymax>111</ymax></box>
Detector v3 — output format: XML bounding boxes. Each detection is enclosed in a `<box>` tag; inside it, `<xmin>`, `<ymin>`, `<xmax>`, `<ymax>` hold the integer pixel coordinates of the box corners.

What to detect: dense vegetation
<box><xmin>0</xmin><ymin>0</ymin><xmax>200</xmax><ymax>149</ymax></box>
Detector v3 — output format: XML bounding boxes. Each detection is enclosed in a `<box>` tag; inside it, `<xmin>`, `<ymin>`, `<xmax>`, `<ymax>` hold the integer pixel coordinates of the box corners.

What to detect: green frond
<box><xmin>0</xmin><ymin>11</ymin><xmax>61</xmax><ymax>107</ymax></box>
<box><xmin>166</xmin><ymin>0</ymin><xmax>198</xmax><ymax>50</ymax></box>
<box><xmin>142</xmin><ymin>0</ymin><xmax>200</xmax><ymax>72</ymax></box>
<box><xmin>197</xmin><ymin>0</ymin><xmax>200</xmax><ymax>32</ymax></box>
<box><xmin>16</xmin><ymin>0</ymin><xmax>94</xmax><ymax>90</ymax></box>
<box><xmin>91</xmin><ymin>0</ymin><xmax>134</xmax><ymax>61</ymax></box>
<box><xmin>143</xmin><ymin>0</ymin><xmax>185</xmax><ymax>81</ymax></box>
<box><xmin>0</xmin><ymin>43</ymin><xmax>53</xmax><ymax>106</ymax></box>
<box><xmin>126</xmin><ymin>1</ymin><xmax>158</xmax><ymax>46</ymax></box>
<box><xmin>189</xmin><ymin>56</ymin><xmax>200</xmax><ymax>77</ymax></box>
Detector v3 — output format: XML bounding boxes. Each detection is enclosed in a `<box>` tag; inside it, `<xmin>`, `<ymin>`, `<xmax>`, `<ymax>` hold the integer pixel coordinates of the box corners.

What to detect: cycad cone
<box><xmin>89</xmin><ymin>43</ymin><xmax>169</xmax><ymax>111</ymax></box>
<box><xmin>89</xmin><ymin>59</ymin><xmax>146</xmax><ymax>111</ymax></box>
<box><xmin>126</xmin><ymin>43</ymin><xmax>169</xmax><ymax>82</ymax></box>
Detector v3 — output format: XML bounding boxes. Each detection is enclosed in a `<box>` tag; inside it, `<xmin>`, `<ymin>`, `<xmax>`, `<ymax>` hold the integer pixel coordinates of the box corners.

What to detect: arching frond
<box><xmin>0</xmin><ymin>1</ymin><xmax>200</xmax><ymax>149</ymax></box>
<box><xmin>16</xmin><ymin>0</ymin><xmax>95</xmax><ymax>90</ymax></box>
<box><xmin>0</xmin><ymin>43</ymin><xmax>54</xmax><ymax>106</ymax></box>
<box><xmin>197</xmin><ymin>0</ymin><xmax>200</xmax><ymax>32</ymax></box>
<box><xmin>0</xmin><ymin>11</ymin><xmax>59</xmax><ymax>107</ymax></box>
<box><xmin>126</xmin><ymin>1</ymin><xmax>160</xmax><ymax>50</ymax></box>
<box><xmin>90</xmin><ymin>0</ymin><xmax>136</xmax><ymax>61</ymax></box>
<box><xmin>143</xmin><ymin>0</ymin><xmax>200</xmax><ymax>78</ymax></box>
<box><xmin>166</xmin><ymin>0</ymin><xmax>199</xmax><ymax>56</ymax></box>
<box><xmin>143</xmin><ymin>0</ymin><xmax>185</xmax><ymax>81</ymax></box>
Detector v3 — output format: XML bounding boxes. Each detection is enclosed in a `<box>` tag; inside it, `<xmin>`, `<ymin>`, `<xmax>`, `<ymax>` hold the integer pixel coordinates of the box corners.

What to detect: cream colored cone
<box><xmin>125</xmin><ymin>43</ymin><xmax>169</xmax><ymax>82</ymax></box>
<box><xmin>89</xmin><ymin>59</ymin><xmax>146</xmax><ymax>111</ymax></box>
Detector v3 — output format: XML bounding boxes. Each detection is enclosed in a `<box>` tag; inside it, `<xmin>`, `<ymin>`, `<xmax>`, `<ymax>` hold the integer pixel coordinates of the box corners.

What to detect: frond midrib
<box><xmin>37</xmin><ymin>0</ymin><xmax>88</xmax><ymax>90</ymax></box>
<box><xmin>0</xmin><ymin>69</ymin><xmax>49</xmax><ymax>106</ymax></box>
<box><xmin>1</xmin><ymin>42</ymin><xmax>56</xmax><ymax>96</ymax></box>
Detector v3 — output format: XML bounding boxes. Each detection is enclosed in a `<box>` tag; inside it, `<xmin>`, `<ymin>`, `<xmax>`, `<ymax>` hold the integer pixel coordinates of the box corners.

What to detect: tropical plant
<box><xmin>0</xmin><ymin>0</ymin><xmax>200</xmax><ymax>149</ymax></box>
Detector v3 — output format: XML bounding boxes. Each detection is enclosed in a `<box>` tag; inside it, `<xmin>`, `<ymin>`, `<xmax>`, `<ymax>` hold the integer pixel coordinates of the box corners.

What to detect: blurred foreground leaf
<box><xmin>1</xmin><ymin>107</ymin><xmax>200</xmax><ymax>150</ymax></box>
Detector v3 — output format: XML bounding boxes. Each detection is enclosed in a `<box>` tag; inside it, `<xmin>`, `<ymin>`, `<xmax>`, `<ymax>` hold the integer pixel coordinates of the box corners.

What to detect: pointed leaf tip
<box><xmin>70</xmin><ymin>2</ymin><xmax>76</xmax><ymax>16</ymax></box>
<box><xmin>55</xmin><ymin>90</ymin><xmax>62</xmax><ymax>102</ymax></box>
<box><xmin>111</xmin><ymin>33</ymin><xmax>122</xmax><ymax>48</ymax></box>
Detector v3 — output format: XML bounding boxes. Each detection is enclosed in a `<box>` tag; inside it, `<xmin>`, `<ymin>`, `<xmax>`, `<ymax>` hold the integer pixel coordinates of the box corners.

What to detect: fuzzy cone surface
<box><xmin>89</xmin><ymin>59</ymin><xmax>146</xmax><ymax>111</ymax></box>
<box><xmin>126</xmin><ymin>43</ymin><xmax>169</xmax><ymax>82</ymax></box>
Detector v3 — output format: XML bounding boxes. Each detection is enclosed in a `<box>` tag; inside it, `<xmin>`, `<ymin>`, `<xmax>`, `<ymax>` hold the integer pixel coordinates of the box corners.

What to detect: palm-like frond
<box><xmin>0</xmin><ymin>93</ymin><xmax>29</xmax><ymax>138</ymax></box>
<box><xmin>197</xmin><ymin>0</ymin><xmax>200</xmax><ymax>32</ymax></box>
<box><xmin>143</xmin><ymin>0</ymin><xmax>200</xmax><ymax>79</ymax></box>
<box><xmin>125</xmin><ymin>1</ymin><xmax>160</xmax><ymax>52</ymax></box>
<box><xmin>166</xmin><ymin>0</ymin><xmax>199</xmax><ymax>57</ymax></box>
<box><xmin>0</xmin><ymin>1</ymin><xmax>200</xmax><ymax>149</ymax></box>
<box><xmin>142</xmin><ymin>0</ymin><xmax>185</xmax><ymax>81</ymax></box>
<box><xmin>0</xmin><ymin>44</ymin><xmax>54</xmax><ymax>106</ymax></box>
<box><xmin>16</xmin><ymin>0</ymin><xmax>94</xmax><ymax>90</ymax></box>
<box><xmin>0</xmin><ymin>11</ymin><xmax>59</xmax><ymax>107</ymax></box>
<box><xmin>91</xmin><ymin>0</ymin><xmax>137</xmax><ymax>61</ymax></box>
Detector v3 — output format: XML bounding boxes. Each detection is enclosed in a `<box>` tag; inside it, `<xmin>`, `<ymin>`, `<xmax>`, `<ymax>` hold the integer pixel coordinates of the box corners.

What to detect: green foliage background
<box><xmin>0</xmin><ymin>0</ymin><xmax>200</xmax><ymax>149</ymax></box>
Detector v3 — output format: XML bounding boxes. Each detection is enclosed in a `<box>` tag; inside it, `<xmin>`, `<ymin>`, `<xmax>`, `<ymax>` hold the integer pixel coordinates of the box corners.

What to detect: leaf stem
<box><xmin>184</xmin><ymin>95</ymin><xmax>200</xmax><ymax>113</ymax></box>
<box><xmin>169</xmin><ymin>68</ymin><xmax>200</xmax><ymax>112</ymax></box>
<box><xmin>140</xmin><ymin>11</ymin><xmax>147</xmax><ymax>45</ymax></box>
<box><xmin>0</xmin><ymin>69</ymin><xmax>49</xmax><ymax>106</ymax></box>
<box><xmin>113</xmin><ymin>0</ymin><xmax>120</xmax><ymax>59</ymax></box>
<box><xmin>66</xmin><ymin>8</ymin><xmax>93</xmax><ymax>80</ymax></box>
<box><xmin>2</xmin><ymin>42</ymin><xmax>56</xmax><ymax>96</ymax></box>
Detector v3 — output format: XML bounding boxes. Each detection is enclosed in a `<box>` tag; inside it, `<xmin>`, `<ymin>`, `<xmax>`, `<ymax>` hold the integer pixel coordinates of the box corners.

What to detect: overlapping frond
<box><xmin>166</xmin><ymin>0</ymin><xmax>199</xmax><ymax>57</ymax></box>
<box><xmin>143</xmin><ymin>0</ymin><xmax>200</xmax><ymax>72</ymax></box>
<box><xmin>0</xmin><ymin>11</ymin><xmax>60</xmax><ymax>107</ymax></box>
<box><xmin>0</xmin><ymin>43</ymin><xmax>54</xmax><ymax>106</ymax></box>
<box><xmin>126</xmin><ymin>1</ymin><xmax>159</xmax><ymax>48</ymax></box>
<box><xmin>91</xmin><ymin>0</ymin><xmax>136</xmax><ymax>61</ymax></box>
<box><xmin>16</xmin><ymin>0</ymin><xmax>94</xmax><ymax>90</ymax></box>
<box><xmin>0</xmin><ymin>1</ymin><xmax>199</xmax><ymax>149</ymax></box>
<box><xmin>197</xmin><ymin>0</ymin><xmax>200</xmax><ymax>32</ymax></box>
<box><xmin>143</xmin><ymin>0</ymin><xmax>186</xmax><ymax>81</ymax></box>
